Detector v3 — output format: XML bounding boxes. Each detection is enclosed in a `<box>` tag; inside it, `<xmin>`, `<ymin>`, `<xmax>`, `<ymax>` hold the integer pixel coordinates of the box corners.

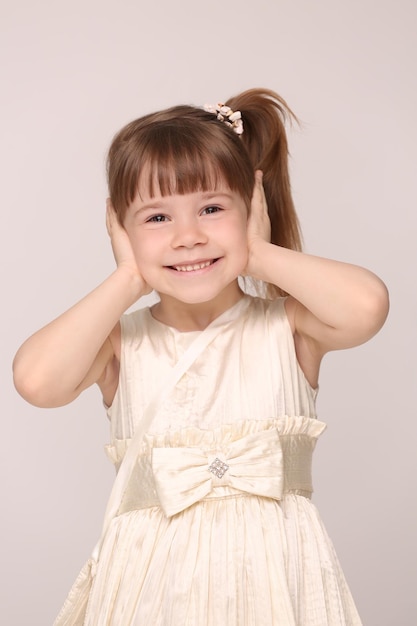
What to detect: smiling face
<box><xmin>107</xmin><ymin>105</ymin><xmax>256</xmax><ymax>320</ymax></box>
<box><xmin>123</xmin><ymin>183</ymin><xmax>249</xmax><ymax>308</ymax></box>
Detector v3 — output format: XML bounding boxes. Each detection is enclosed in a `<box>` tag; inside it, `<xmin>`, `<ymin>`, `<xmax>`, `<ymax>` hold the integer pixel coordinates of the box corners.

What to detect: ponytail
<box><xmin>226</xmin><ymin>89</ymin><xmax>302</xmax><ymax>297</ymax></box>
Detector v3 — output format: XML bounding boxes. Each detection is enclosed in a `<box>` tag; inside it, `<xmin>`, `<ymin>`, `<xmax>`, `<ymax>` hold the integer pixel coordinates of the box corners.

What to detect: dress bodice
<box><xmin>107</xmin><ymin>295</ymin><xmax>318</xmax><ymax>441</ymax></box>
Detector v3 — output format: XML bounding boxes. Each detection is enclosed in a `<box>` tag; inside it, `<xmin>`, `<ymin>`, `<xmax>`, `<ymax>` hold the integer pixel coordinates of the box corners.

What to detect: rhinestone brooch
<box><xmin>208</xmin><ymin>458</ymin><xmax>230</xmax><ymax>479</ymax></box>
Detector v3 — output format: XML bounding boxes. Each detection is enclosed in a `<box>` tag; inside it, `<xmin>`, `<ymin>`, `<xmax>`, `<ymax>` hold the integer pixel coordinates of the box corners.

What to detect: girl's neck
<box><xmin>151</xmin><ymin>283</ymin><xmax>245</xmax><ymax>332</ymax></box>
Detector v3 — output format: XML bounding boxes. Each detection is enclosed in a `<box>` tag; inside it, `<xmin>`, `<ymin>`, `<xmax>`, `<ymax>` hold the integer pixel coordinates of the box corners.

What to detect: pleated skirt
<box><xmin>83</xmin><ymin>494</ymin><xmax>362</xmax><ymax>626</ymax></box>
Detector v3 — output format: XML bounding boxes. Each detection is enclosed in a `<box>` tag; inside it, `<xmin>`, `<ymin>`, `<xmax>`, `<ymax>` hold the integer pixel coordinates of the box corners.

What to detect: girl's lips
<box><xmin>167</xmin><ymin>259</ymin><xmax>219</xmax><ymax>272</ymax></box>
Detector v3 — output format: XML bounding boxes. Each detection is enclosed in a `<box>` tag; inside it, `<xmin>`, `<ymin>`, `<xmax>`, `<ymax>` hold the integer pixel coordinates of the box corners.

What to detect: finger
<box><xmin>106</xmin><ymin>205</ymin><xmax>111</xmax><ymax>235</ymax></box>
<box><xmin>252</xmin><ymin>171</ymin><xmax>262</xmax><ymax>198</ymax></box>
<box><xmin>106</xmin><ymin>199</ymin><xmax>118</xmax><ymax>236</ymax></box>
<box><xmin>255</xmin><ymin>169</ymin><xmax>263</xmax><ymax>184</ymax></box>
<box><xmin>251</xmin><ymin>171</ymin><xmax>267</xmax><ymax>212</ymax></box>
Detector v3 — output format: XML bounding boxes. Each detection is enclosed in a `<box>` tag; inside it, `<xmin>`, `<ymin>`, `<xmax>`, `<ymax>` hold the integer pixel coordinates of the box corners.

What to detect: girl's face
<box><xmin>123</xmin><ymin>181</ymin><xmax>249</xmax><ymax>307</ymax></box>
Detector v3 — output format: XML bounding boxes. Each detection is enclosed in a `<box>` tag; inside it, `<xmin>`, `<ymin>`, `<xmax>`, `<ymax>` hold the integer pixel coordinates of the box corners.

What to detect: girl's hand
<box><xmin>244</xmin><ymin>171</ymin><xmax>271</xmax><ymax>278</ymax></box>
<box><xmin>106</xmin><ymin>200</ymin><xmax>152</xmax><ymax>295</ymax></box>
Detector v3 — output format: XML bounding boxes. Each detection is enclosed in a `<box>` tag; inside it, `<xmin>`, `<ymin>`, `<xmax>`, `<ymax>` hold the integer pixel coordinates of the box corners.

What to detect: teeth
<box><xmin>173</xmin><ymin>260</ymin><xmax>212</xmax><ymax>272</ymax></box>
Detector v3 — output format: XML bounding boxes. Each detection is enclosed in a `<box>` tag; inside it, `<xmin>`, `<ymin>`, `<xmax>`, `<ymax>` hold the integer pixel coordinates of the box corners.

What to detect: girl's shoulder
<box><xmin>246</xmin><ymin>294</ymin><xmax>290</xmax><ymax>325</ymax></box>
<box><xmin>120</xmin><ymin>305</ymin><xmax>151</xmax><ymax>335</ymax></box>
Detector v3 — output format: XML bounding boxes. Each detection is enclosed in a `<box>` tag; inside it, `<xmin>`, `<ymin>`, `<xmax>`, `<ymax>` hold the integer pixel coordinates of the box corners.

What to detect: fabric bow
<box><xmin>151</xmin><ymin>429</ymin><xmax>284</xmax><ymax>517</ymax></box>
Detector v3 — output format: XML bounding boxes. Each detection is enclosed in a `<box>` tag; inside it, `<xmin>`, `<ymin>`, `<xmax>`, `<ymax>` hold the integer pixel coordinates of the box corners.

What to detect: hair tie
<box><xmin>203</xmin><ymin>103</ymin><xmax>244</xmax><ymax>135</ymax></box>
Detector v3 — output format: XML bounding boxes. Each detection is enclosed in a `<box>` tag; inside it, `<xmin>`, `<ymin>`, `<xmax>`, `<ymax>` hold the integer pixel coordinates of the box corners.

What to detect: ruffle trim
<box><xmin>105</xmin><ymin>415</ymin><xmax>326</xmax><ymax>466</ymax></box>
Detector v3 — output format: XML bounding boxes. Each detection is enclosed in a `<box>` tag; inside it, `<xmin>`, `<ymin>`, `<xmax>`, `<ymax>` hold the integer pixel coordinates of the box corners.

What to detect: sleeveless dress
<box><xmin>74</xmin><ymin>295</ymin><xmax>362</xmax><ymax>625</ymax></box>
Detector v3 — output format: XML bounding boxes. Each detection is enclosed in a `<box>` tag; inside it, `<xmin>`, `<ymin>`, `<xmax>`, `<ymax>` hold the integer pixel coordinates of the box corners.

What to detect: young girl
<box><xmin>13</xmin><ymin>88</ymin><xmax>389</xmax><ymax>625</ymax></box>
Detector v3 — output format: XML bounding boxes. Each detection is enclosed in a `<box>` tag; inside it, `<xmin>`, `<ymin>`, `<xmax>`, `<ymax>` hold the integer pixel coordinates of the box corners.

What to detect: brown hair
<box><xmin>107</xmin><ymin>88</ymin><xmax>302</xmax><ymax>297</ymax></box>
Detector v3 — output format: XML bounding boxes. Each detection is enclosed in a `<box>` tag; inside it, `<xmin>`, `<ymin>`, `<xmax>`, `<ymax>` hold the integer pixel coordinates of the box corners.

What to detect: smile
<box><xmin>170</xmin><ymin>260</ymin><xmax>217</xmax><ymax>272</ymax></box>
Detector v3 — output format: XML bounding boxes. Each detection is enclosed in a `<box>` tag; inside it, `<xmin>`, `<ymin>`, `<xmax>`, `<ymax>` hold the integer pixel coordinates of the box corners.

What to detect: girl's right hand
<box><xmin>13</xmin><ymin>201</ymin><xmax>154</xmax><ymax>409</ymax></box>
<box><xmin>106</xmin><ymin>200</ymin><xmax>152</xmax><ymax>295</ymax></box>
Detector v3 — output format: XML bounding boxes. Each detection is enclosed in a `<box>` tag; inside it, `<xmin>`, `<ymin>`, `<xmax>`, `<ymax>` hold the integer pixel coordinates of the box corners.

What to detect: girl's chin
<box><xmin>155</xmin><ymin>282</ymin><xmax>243</xmax><ymax>306</ymax></box>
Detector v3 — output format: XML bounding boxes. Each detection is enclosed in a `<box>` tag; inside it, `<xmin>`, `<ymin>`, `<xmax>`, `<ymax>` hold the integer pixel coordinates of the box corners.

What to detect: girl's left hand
<box><xmin>244</xmin><ymin>170</ymin><xmax>271</xmax><ymax>276</ymax></box>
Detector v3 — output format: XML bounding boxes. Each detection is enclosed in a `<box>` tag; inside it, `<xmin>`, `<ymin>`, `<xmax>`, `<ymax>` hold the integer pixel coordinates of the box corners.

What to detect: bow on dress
<box><xmin>151</xmin><ymin>429</ymin><xmax>284</xmax><ymax>517</ymax></box>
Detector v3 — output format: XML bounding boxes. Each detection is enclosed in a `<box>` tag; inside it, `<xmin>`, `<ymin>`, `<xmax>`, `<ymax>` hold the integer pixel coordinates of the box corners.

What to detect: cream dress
<box><xmin>72</xmin><ymin>295</ymin><xmax>362</xmax><ymax>625</ymax></box>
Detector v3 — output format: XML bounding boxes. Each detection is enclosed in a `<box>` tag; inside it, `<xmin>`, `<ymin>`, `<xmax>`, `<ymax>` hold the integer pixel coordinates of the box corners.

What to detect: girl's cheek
<box><xmin>134</xmin><ymin>254</ymin><xmax>150</xmax><ymax>274</ymax></box>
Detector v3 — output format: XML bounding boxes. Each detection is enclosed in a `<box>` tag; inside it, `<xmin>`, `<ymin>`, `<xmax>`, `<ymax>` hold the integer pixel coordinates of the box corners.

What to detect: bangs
<box><xmin>138</xmin><ymin>125</ymin><xmax>253</xmax><ymax>202</ymax></box>
<box><xmin>141</xmin><ymin>139</ymin><xmax>228</xmax><ymax>199</ymax></box>
<box><xmin>108</xmin><ymin>110</ymin><xmax>254</xmax><ymax>220</ymax></box>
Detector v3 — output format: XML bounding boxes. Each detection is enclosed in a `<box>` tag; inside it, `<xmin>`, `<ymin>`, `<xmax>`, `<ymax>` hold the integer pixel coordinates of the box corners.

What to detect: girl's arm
<box><xmin>13</xmin><ymin>205</ymin><xmax>148</xmax><ymax>408</ymax></box>
<box><xmin>246</xmin><ymin>173</ymin><xmax>390</xmax><ymax>386</ymax></box>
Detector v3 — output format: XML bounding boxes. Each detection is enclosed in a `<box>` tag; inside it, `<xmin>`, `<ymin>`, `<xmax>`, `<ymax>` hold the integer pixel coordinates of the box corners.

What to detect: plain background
<box><xmin>2</xmin><ymin>1</ymin><xmax>416</xmax><ymax>624</ymax></box>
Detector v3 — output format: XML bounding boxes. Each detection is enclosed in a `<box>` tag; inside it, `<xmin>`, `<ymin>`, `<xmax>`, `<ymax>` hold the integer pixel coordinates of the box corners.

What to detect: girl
<box><xmin>13</xmin><ymin>88</ymin><xmax>389</xmax><ymax>625</ymax></box>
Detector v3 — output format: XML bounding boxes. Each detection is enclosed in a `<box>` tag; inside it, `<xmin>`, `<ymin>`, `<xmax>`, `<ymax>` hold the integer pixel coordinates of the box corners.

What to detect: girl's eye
<box><xmin>146</xmin><ymin>214</ymin><xmax>167</xmax><ymax>223</ymax></box>
<box><xmin>202</xmin><ymin>205</ymin><xmax>222</xmax><ymax>215</ymax></box>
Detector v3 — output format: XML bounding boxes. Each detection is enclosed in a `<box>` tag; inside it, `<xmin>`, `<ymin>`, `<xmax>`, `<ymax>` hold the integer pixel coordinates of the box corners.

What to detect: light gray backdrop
<box><xmin>2</xmin><ymin>1</ymin><xmax>416</xmax><ymax>624</ymax></box>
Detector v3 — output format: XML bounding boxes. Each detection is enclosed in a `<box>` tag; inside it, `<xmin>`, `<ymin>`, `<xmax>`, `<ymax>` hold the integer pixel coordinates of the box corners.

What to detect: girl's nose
<box><xmin>171</xmin><ymin>219</ymin><xmax>208</xmax><ymax>249</ymax></box>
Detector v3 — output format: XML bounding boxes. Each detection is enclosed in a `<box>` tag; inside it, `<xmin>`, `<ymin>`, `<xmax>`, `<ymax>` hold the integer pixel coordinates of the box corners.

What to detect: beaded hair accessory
<box><xmin>203</xmin><ymin>103</ymin><xmax>244</xmax><ymax>135</ymax></box>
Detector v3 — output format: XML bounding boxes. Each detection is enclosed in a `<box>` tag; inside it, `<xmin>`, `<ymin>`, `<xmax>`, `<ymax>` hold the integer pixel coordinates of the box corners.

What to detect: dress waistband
<box><xmin>108</xmin><ymin>429</ymin><xmax>319</xmax><ymax>518</ymax></box>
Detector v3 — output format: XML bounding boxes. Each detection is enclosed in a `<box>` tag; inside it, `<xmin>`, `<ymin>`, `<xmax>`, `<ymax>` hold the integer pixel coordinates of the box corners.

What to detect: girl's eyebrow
<box><xmin>135</xmin><ymin>201</ymin><xmax>166</xmax><ymax>213</ymax></box>
<box><xmin>200</xmin><ymin>191</ymin><xmax>234</xmax><ymax>200</ymax></box>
